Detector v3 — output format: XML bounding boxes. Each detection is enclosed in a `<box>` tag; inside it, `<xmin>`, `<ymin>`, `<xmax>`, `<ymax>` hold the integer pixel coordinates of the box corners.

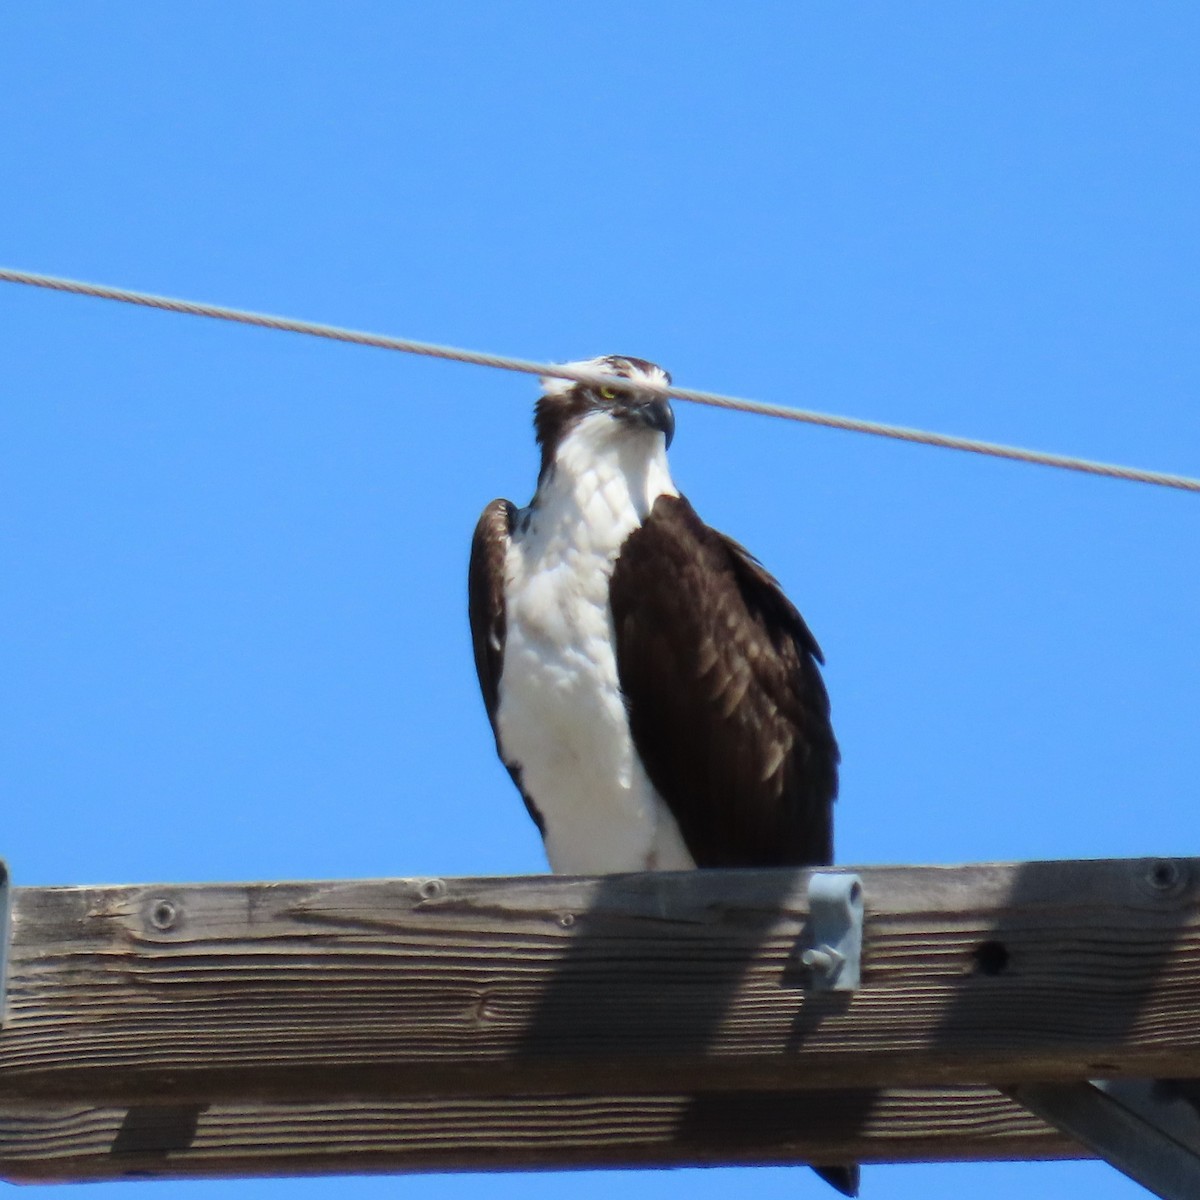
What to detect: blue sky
<box><xmin>2</xmin><ymin>4</ymin><xmax>1198</xmax><ymax>1198</ymax></box>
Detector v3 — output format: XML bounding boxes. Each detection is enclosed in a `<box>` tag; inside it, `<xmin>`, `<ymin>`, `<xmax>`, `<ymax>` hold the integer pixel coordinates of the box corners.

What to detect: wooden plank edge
<box><xmin>0</xmin><ymin>1087</ymin><xmax>1082</xmax><ymax>1182</ymax></box>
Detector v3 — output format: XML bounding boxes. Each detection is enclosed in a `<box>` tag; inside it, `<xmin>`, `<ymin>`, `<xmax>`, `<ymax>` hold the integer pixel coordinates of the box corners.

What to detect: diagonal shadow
<box><xmin>934</xmin><ymin>856</ymin><xmax>1194</xmax><ymax>1084</ymax></box>
<box><xmin>517</xmin><ymin>855</ymin><xmax>1197</xmax><ymax>1179</ymax></box>
<box><xmin>935</xmin><ymin>854</ymin><xmax>1197</xmax><ymax>1184</ymax></box>
<box><xmin>516</xmin><ymin>865</ymin><xmax>872</xmax><ymax>1185</ymax></box>
<box><xmin>517</xmin><ymin>867</ymin><xmax>803</xmax><ymax>1074</ymax></box>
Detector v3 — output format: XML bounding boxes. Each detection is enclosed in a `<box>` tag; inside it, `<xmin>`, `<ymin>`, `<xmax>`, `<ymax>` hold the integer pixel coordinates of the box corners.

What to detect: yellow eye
<box><xmin>599</xmin><ymin>386</ymin><xmax>617</xmax><ymax>400</ymax></box>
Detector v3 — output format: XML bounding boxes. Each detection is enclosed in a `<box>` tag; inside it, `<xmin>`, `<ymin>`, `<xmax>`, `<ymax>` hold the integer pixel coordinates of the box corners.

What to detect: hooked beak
<box><xmin>625</xmin><ymin>394</ymin><xmax>675</xmax><ymax>447</ymax></box>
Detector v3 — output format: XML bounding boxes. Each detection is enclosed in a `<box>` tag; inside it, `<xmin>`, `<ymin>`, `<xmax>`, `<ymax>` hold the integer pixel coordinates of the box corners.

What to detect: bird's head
<box><xmin>534</xmin><ymin>356</ymin><xmax>674</xmax><ymax>482</ymax></box>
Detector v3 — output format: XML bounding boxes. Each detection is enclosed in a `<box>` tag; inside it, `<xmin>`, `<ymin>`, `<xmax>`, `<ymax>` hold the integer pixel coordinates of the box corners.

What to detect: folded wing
<box><xmin>609</xmin><ymin>494</ymin><xmax>838</xmax><ymax>868</ymax></box>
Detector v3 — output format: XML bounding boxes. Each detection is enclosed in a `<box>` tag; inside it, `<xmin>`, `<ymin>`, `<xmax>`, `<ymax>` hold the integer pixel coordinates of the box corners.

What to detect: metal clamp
<box><xmin>1013</xmin><ymin>1079</ymin><xmax>1200</xmax><ymax>1200</ymax></box>
<box><xmin>0</xmin><ymin>859</ymin><xmax>10</xmax><ymax>1028</ymax></box>
<box><xmin>799</xmin><ymin>871</ymin><xmax>863</xmax><ymax>991</ymax></box>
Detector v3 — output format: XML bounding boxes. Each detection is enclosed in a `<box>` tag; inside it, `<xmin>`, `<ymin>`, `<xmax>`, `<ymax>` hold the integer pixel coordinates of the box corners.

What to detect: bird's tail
<box><xmin>812</xmin><ymin>1163</ymin><xmax>860</xmax><ymax>1196</ymax></box>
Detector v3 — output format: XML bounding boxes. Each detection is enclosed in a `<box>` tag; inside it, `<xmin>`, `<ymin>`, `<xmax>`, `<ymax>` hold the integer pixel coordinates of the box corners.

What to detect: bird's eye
<box><xmin>599</xmin><ymin>386</ymin><xmax>617</xmax><ymax>400</ymax></box>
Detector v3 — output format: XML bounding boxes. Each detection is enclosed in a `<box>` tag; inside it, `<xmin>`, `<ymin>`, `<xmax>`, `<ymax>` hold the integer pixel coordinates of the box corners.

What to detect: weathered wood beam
<box><xmin>0</xmin><ymin>1087</ymin><xmax>1075</xmax><ymax>1182</ymax></box>
<box><xmin>1</xmin><ymin>857</ymin><xmax>1196</xmax><ymax>1111</ymax></box>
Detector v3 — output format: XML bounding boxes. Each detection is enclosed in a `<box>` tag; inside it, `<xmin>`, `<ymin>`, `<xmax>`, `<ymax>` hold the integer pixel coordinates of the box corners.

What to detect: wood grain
<box><xmin>1</xmin><ymin>858</ymin><xmax>1197</xmax><ymax>1110</ymax></box>
<box><xmin>0</xmin><ymin>1087</ymin><xmax>1078</xmax><ymax>1182</ymax></box>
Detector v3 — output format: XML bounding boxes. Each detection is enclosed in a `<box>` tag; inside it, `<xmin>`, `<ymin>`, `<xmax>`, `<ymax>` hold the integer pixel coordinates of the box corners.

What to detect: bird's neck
<box><xmin>532</xmin><ymin>413</ymin><xmax>678</xmax><ymax>535</ymax></box>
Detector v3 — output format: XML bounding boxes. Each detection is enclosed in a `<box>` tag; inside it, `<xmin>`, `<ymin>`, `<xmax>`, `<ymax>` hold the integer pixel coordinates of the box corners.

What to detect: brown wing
<box><xmin>609</xmin><ymin>494</ymin><xmax>838</xmax><ymax>867</ymax></box>
<box><xmin>468</xmin><ymin>499</ymin><xmax>545</xmax><ymax>835</ymax></box>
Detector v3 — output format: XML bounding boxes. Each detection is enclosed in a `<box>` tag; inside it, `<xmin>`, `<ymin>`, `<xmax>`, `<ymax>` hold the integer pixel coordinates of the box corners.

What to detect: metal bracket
<box><xmin>1013</xmin><ymin>1079</ymin><xmax>1200</xmax><ymax>1200</ymax></box>
<box><xmin>0</xmin><ymin>859</ymin><xmax>10</xmax><ymax>1028</ymax></box>
<box><xmin>799</xmin><ymin>871</ymin><xmax>863</xmax><ymax>991</ymax></box>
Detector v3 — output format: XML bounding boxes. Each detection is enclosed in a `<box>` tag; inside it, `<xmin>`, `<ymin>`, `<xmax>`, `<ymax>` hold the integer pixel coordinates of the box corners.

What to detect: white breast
<box><xmin>495</xmin><ymin>413</ymin><xmax>695</xmax><ymax>874</ymax></box>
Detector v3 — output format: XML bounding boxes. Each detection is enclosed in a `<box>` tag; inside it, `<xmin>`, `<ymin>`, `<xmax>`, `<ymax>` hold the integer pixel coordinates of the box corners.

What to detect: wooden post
<box><xmin>1</xmin><ymin>857</ymin><xmax>1197</xmax><ymax>1181</ymax></box>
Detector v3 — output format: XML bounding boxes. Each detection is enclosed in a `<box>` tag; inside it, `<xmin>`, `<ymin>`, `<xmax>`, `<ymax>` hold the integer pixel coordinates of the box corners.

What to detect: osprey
<box><xmin>469</xmin><ymin>354</ymin><xmax>840</xmax><ymax>872</ymax></box>
<box><xmin>468</xmin><ymin>356</ymin><xmax>853</xmax><ymax>1193</ymax></box>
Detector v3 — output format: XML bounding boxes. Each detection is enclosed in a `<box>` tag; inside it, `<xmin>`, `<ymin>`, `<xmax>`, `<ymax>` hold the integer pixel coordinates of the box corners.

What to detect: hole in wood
<box><xmin>1150</xmin><ymin>860</ymin><xmax>1180</xmax><ymax>890</ymax></box>
<box><xmin>973</xmin><ymin>940</ymin><xmax>1009</xmax><ymax>976</ymax></box>
<box><xmin>149</xmin><ymin>900</ymin><xmax>177</xmax><ymax>931</ymax></box>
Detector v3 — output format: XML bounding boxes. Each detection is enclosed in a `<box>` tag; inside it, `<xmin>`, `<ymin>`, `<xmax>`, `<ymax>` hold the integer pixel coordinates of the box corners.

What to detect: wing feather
<box><xmin>609</xmin><ymin>494</ymin><xmax>838</xmax><ymax>867</ymax></box>
<box><xmin>468</xmin><ymin>499</ymin><xmax>545</xmax><ymax>835</ymax></box>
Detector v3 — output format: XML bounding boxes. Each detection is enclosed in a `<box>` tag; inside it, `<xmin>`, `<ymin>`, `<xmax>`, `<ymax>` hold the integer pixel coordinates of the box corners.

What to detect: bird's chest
<box><xmin>493</xmin><ymin>481</ymin><xmax>663</xmax><ymax>868</ymax></box>
<box><xmin>499</xmin><ymin>492</ymin><xmax>634</xmax><ymax>741</ymax></box>
<box><xmin>486</xmin><ymin>437</ymin><xmax>694</xmax><ymax>874</ymax></box>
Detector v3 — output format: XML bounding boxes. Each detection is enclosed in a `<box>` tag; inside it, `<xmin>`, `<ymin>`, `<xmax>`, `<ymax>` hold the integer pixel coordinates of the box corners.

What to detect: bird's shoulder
<box><xmin>614</xmin><ymin>492</ymin><xmax>825</xmax><ymax>666</ymax></box>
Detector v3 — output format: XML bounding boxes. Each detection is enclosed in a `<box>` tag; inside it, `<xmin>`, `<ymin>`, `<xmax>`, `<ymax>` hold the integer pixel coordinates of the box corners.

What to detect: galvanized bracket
<box><xmin>0</xmin><ymin>859</ymin><xmax>10</xmax><ymax>1028</ymax></box>
<box><xmin>799</xmin><ymin>871</ymin><xmax>863</xmax><ymax>991</ymax></box>
<box><xmin>1013</xmin><ymin>1079</ymin><xmax>1200</xmax><ymax>1200</ymax></box>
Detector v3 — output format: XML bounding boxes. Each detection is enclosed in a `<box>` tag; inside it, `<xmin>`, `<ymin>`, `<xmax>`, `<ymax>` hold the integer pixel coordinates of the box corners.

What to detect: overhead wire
<box><xmin>1</xmin><ymin>265</ymin><xmax>1197</xmax><ymax>495</ymax></box>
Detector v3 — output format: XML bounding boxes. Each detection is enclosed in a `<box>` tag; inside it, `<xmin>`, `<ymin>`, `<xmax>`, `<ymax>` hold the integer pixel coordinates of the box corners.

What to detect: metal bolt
<box><xmin>417</xmin><ymin>878</ymin><xmax>446</xmax><ymax>901</ymax></box>
<box><xmin>801</xmin><ymin>944</ymin><xmax>845</xmax><ymax>979</ymax></box>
